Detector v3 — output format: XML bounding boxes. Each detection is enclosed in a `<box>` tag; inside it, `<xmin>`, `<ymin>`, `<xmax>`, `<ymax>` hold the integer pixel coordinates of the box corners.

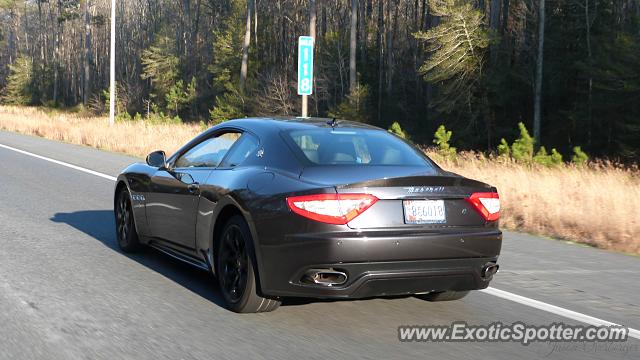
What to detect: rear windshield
<box><xmin>285</xmin><ymin>128</ymin><xmax>434</xmax><ymax>167</ymax></box>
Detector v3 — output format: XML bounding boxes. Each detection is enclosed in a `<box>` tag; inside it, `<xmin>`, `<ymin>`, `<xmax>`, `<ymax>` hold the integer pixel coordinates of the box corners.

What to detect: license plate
<box><xmin>403</xmin><ymin>200</ymin><xmax>446</xmax><ymax>224</ymax></box>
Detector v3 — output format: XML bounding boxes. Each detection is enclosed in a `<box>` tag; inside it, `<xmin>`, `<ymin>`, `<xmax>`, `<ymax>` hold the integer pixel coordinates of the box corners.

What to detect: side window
<box><xmin>220</xmin><ymin>133</ymin><xmax>260</xmax><ymax>167</ymax></box>
<box><xmin>175</xmin><ymin>132</ymin><xmax>241</xmax><ymax>168</ymax></box>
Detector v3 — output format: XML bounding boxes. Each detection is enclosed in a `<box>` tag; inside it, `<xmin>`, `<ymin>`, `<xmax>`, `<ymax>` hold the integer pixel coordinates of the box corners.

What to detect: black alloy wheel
<box><xmin>216</xmin><ymin>216</ymin><xmax>280</xmax><ymax>313</ymax></box>
<box><xmin>115</xmin><ymin>188</ymin><xmax>141</xmax><ymax>252</ymax></box>
<box><xmin>218</xmin><ymin>223</ymin><xmax>249</xmax><ymax>304</ymax></box>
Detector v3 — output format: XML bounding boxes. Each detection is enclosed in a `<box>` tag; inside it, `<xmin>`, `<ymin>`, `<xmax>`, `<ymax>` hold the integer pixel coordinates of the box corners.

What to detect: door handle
<box><xmin>187</xmin><ymin>183</ymin><xmax>200</xmax><ymax>193</ymax></box>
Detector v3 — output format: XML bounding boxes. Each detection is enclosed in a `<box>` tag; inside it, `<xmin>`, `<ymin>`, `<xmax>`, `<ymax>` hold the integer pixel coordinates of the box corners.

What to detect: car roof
<box><xmin>210</xmin><ymin>117</ymin><xmax>382</xmax><ymax>135</ymax></box>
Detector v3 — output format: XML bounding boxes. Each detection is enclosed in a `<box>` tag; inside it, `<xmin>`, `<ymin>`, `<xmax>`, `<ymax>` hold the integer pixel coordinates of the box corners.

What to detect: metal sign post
<box><xmin>109</xmin><ymin>0</ymin><xmax>116</xmax><ymax>125</ymax></box>
<box><xmin>297</xmin><ymin>36</ymin><xmax>314</xmax><ymax>118</ymax></box>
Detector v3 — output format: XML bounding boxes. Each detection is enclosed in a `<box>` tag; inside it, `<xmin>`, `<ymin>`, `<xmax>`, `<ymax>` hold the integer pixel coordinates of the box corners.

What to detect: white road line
<box><xmin>0</xmin><ymin>143</ymin><xmax>117</xmax><ymax>181</ymax></box>
<box><xmin>2</xmin><ymin>141</ymin><xmax>639</xmax><ymax>340</ymax></box>
<box><xmin>481</xmin><ymin>287</ymin><xmax>640</xmax><ymax>339</ymax></box>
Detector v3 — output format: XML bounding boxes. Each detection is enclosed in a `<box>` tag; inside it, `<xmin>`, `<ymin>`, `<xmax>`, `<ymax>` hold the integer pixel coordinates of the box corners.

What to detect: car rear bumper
<box><xmin>257</xmin><ymin>228</ymin><xmax>502</xmax><ymax>298</ymax></box>
<box><xmin>266</xmin><ymin>257</ymin><xmax>498</xmax><ymax>298</ymax></box>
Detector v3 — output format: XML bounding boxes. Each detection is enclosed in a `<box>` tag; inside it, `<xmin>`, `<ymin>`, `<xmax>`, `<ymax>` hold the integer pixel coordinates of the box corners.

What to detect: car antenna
<box><xmin>327</xmin><ymin>118</ymin><xmax>338</xmax><ymax>129</ymax></box>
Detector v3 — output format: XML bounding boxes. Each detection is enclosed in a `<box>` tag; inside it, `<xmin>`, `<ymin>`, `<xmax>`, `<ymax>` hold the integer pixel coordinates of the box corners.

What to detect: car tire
<box><xmin>416</xmin><ymin>290</ymin><xmax>469</xmax><ymax>302</ymax></box>
<box><xmin>115</xmin><ymin>187</ymin><xmax>142</xmax><ymax>253</ymax></box>
<box><xmin>216</xmin><ymin>215</ymin><xmax>280</xmax><ymax>313</ymax></box>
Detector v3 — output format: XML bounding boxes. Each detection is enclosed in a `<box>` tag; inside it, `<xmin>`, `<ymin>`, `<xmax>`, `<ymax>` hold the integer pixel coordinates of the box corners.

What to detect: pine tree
<box><xmin>414</xmin><ymin>0</ymin><xmax>490</xmax><ymax>118</ymax></box>
<box><xmin>140</xmin><ymin>36</ymin><xmax>179</xmax><ymax>110</ymax></box>
<box><xmin>328</xmin><ymin>84</ymin><xmax>369</xmax><ymax>123</ymax></box>
<box><xmin>533</xmin><ymin>146</ymin><xmax>563</xmax><ymax>167</ymax></box>
<box><xmin>388</xmin><ymin>121</ymin><xmax>409</xmax><ymax>140</ymax></box>
<box><xmin>511</xmin><ymin>122</ymin><xmax>535</xmax><ymax>163</ymax></box>
<box><xmin>2</xmin><ymin>55</ymin><xmax>33</xmax><ymax>105</ymax></box>
<box><xmin>433</xmin><ymin>124</ymin><xmax>457</xmax><ymax>160</ymax></box>
<box><xmin>209</xmin><ymin>90</ymin><xmax>245</xmax><ymax>124</ymax></box>
<box><xmin>571</xmin><ymin>146</ymin><xmax>588</xmax><ymax>166</ymax></box>
<box><xmin>497</xmin><ymin>138</ymin><xmax>510</xmax><ymax>157</ymax></box>
<box><xmin>164</xmin><ymin>79</ymin><xmax>196</xmax><ymax>116</ymax></box>
<box><xmin>208</xmin><ymin>2</ymin><xmax>247</xmax><ymax>123</ymax></box>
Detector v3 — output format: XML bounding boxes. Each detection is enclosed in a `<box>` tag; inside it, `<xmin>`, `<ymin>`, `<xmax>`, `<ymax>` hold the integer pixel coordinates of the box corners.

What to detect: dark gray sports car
<box><xmin>114</xmin><ymin>118</ymin><xmax>501</xmax><ymax>313</ymax></box>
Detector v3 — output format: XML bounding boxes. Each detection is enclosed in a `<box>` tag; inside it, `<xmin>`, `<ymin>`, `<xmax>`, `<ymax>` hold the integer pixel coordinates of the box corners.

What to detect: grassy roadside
<box><xmin>1</xmin><ymin>105</ymin><xmax>638</xmax><ymax>255</ymax></box>
<box><xmin>430</xmin><ymin>152</ymin><xmax>639</xmax><ymax>255</ymax></box>
<box><xmin>0</xmin><ymin>106</ymin><xmax>200</xmax><ymax>158</ymax></box>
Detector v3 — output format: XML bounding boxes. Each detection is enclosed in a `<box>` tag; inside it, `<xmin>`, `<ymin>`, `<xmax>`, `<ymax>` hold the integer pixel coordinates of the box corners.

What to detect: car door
<box><xmin>146</xmin><ymin>131</ymin><xmax>243</xmax><ymax>249</ymax></box>
<box><xmin>194</xmin><ymin>131</ymin><xmax>262</xmax><ymax>253</ymax></box>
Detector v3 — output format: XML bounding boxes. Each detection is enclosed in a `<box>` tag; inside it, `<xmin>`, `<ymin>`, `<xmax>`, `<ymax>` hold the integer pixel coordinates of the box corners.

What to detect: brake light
<box><xmin>286</xmin><ymin>193</ymin><xmax>379</xmax><ymax>225</ymax></box>
<box><xmin>465</xmin><ymin>192</ymin><xmax>500</xmax><ymax>221</ymax></box>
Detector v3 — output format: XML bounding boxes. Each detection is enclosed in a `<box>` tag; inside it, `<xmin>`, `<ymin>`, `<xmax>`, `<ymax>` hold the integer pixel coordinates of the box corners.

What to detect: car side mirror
<box><xmin>146</xmin><ymin>150</ymin><xmax>167</xmax><ymax>169</ymax></box>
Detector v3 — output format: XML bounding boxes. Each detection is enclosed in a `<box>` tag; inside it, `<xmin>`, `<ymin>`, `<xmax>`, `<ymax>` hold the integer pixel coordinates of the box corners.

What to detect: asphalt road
<box><xmin>0</xmin><ymin>130</ymin><xmax>638</xmax><ymax>360</ymax></box>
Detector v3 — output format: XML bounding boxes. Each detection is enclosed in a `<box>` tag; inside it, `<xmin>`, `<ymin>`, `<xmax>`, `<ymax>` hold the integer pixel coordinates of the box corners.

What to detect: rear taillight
<box><xmin>465</xmin><ymin>192</ymin><xmax>500</xmax><ymax>221</ymax></box>
<box><xmin>286</xmin><ymin>193</ymin><xmax>379</xmax><ymax>225</ymax></box>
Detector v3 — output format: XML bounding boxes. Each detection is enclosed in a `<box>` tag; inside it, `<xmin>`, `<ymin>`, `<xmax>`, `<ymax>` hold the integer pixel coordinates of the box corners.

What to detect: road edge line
<box><xmin>482</xmin><ymin>287</ymin><xmax>640</xmax><ymax>340</ymax></box>
<box><xmin>0</xmin><ymin>143</ymin><xmax>117</xmax><ymax>182</ymax></box>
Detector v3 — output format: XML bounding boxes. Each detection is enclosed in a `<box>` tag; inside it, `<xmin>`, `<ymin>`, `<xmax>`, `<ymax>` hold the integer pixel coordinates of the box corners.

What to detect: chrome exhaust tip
<box><xmin>481</xmin><ymin>263</ymin><xmax>499</xmax><ymax>280</ymax></box>
<box><xmin>302</xmin><ymin>269</ymin><xmax>347</xmax><ymax>286</ymax></box>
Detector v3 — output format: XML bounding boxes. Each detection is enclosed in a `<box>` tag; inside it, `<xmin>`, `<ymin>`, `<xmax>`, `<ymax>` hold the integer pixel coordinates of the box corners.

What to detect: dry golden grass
<box><xmin>0</xmin><ymin>106</ymin><xmax>200</xmax><ymax>158</ymax></box>
<box><xmin>1</xmin><ymin>105</ymin><xmax>638</xmax><ymax>254</ymax></box>
<box><xmin>429</xmin><ymin>151</ymin><xmax>640</xmax><ymax>254</ymax></box>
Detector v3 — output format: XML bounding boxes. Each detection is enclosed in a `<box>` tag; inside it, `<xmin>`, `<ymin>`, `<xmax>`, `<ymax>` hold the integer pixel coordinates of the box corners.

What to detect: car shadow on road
<box><xmin>50</xmin><ymin>210</ymin><xmax>228</xmax><ymax>309</ymax></box>
<box><xmin>50</xmin><ymin>210</ymin><xmax>411</xmax><ymax>310</ymax></box>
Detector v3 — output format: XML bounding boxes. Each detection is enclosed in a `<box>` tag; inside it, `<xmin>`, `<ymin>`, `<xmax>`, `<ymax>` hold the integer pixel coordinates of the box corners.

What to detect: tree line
<box><xmin>0</xmin><ymin>0</ymin><xmax>639</xmax><ymax>160</ymax></box>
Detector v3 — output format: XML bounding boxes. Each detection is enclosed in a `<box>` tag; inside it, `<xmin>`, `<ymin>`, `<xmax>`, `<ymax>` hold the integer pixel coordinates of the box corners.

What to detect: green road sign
<box><xmin>297</xmin><ymin>36</ymin><xmax>314</xmax><ymax>96</ymax></box>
